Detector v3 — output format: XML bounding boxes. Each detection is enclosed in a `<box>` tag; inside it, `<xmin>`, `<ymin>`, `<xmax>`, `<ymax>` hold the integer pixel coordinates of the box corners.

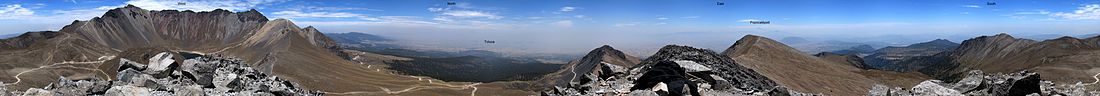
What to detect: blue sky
<box><xmin>1</xmin><ymin>0</ymin><xmax>1098</xmax><ymax>34</ymax></box>
<box><xmin>1</xmin><ymin>0</ymin><xmax>1099</xmax><ymax>54</ymax></box>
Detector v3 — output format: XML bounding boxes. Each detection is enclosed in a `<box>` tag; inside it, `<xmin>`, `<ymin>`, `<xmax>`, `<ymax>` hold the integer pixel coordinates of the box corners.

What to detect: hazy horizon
<box><xmin>1</xmin><ymin>0</ymin><xmax>1098</xmax><ymax>55</ymax></box>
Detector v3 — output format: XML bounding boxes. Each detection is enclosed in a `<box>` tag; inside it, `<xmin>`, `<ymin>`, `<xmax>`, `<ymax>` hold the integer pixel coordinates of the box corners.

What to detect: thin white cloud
<box><xmin>1014</xmin><ymin>10</ymin><xmax>1050</xmax><ymax>15</ymax></box>
<box><xmin>551</xmin><ymin>20</ymin><xmax>573</xmax><ymax>27</ymax></box>
<box><xmin>738</xmin><ymin>19</ymin><xmax>764</xmax><ymax>22</ymax></box>
<box><xmin>433</xmin><ymin>17</ymin><xmax>453</xmax><ymax>22</ymax></box>
<box><xmin>680</xmin><ymin>16</ymin><xmax>699</xmax><ymax>19</ymax></box>
<box><xmin>613</xmin><ymin>22</ymin><xmax>640</xmax><ymax>27</ymax></box>
<box><xmin>272</xmin><ymin>11</ymin><xmax>365</xmax><ymax>18</ymax></box>
<box><xmin>656</xmin><ymin>17</ymin><xmax>669</xmax><ymax>20</ymax></box>
<box><xmin>0</xmin><ymin>4</ymin><xmax>34</xmax><ymax>19</ymax></box>
<box><xmin>1051</xmin><ymin>4</ymin><xmax>1100</xmax><ymax>20</ymax></box>
<box><xmin>288</xmin><ymin>5</ymin><xmax>383</xmax><ymax>11</ymax></box>
<box><xmin>428</xmin><ymin>7</ymin><xmax>447</xmax><ymax>12</ymax></box>
<box><xmin>963</xmin><ymin>5</ymin><xmax>982</xmax><ymax>8</ymax></box>
<box><xmin>442</xmin><ymin>10</ymin><xmax>502</xmax><ymax>19</ymax></box>
<box><xmin>106</xmin><ymin>0</ymin><xmax>287</xmax><ymax>11</ymax></box>
<box><xmin>574</xmin><ymin>15</ymin><xmax>585</xmax><ymax>18</ymax></box>
<box><xmin>654</xmin><ymin>22</ymin><xmax>667</xmax><ymax>25</ymax></box>
<box><xmin>560</xmin><ymin>7</ymin><xmax>576</xmax><ymax>12</ymax></box>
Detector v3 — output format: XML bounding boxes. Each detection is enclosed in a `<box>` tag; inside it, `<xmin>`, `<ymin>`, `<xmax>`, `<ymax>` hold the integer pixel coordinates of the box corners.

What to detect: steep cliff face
<box><xmin>59</xmin><ymin>5</ymin><xmax>267</xmax><ymax>51</ymax></box>
<box><xmin>722</xmin><ymin>35</ymin><xmax>879</xmax><ymax>95</ymax></box>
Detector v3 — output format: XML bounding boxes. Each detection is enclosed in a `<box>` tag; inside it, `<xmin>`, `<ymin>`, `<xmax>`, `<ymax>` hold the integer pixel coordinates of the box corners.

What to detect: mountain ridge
<box><xmin>533</xmin><ymin>45</ymin><xmax>640</xmax><ymax>90</ymax></box>
<box><xmin>722</xmin><ymin>35</ymin><xmax>880</xmax><ymax>95</ymax></box>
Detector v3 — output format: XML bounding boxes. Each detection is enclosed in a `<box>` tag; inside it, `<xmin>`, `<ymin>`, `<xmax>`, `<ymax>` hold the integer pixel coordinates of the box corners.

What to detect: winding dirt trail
<box><xmin>4</xmin><ymin>55</ymin><xmax>115</xmax><ymax>86</ymax></box>
<box><xmin>320</xmin><ymin>61</ymin><xmax>483</xmax><ymax>95</ymax></box>
<box><xmin>1085</xmin><ymin>72</ymin><xmax>1100</xmax><ymax>85</ymax></box>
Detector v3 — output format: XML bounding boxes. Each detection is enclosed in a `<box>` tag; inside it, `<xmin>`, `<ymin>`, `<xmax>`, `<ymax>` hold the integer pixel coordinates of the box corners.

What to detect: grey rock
<box><xmin>20</xmin><ymin>88</ymin><xmax>53</xmax><ymax>96</ymax></box>
<box><xmin>104</xmin><ymin>85</ymin><xmax>151</xmax><ymax>96</ymax></box>
<box><xmin>16</xmin><ymin>51</ymin><xmax>322</xmax><ymax>96</ymax></box>
<box><xmin>144</xmin><ymin>52</ymin><xmax>176</xmax><ymax>74</ymax></box>
<box><xmin>873</xmin><ymin>70</ymin><xmax>1055</xmax><ymax>96</ymax></box>
<box><xmin>673</xmin><ymin>60</ymin><xmax>712</xmax><ymax>72</ymax></box>
<box><xmin>911</xmin><ymin>80</ymin><xmax>962</xmax><ymax>96</ymax></box>
<box><xmin>868</xmin><ymin>85</ymin><xmax>889</xmax><ymax>96</ymax></box>
<box><xmin>543</xmin><ymin>45</ymin><xmax>800</xmax><ymax>96</ymax></box>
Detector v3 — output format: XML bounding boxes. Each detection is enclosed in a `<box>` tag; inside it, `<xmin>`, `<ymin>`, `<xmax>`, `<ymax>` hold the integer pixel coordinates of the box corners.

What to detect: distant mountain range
<box><xmin>0</xmin><ymin>33</ymin><xmax>18</xmax><ymax>39</ymax></box>
<box><xmin>327</xmin><ymin>31</ymin><xmax>565</xmax><ymax>83</ymax></box>
<box><xmin>863</xmin><ymin>39</ymin><xmax>959</xmax><ymax>71</ymax></box>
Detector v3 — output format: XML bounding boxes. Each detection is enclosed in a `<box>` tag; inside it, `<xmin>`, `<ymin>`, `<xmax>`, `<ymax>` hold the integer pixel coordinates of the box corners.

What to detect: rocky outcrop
<box><xmin>8</xmin><ymin>51</ymin><xmax>321</xmax><ymax>95</ymax></box>
<box><xmin>543</xmin><ymin>45</ymin><xmax>800</xmax><ymax>96</ymax></box>
<box><xmin>535</xmin><ymin>45</ymin><xmax>641</xmax><ymax>90</ymax></box>
<box><xmin>870</xmin><ymin>70</ymin><xmax>1064</xmax><ymax>96</ymax></box>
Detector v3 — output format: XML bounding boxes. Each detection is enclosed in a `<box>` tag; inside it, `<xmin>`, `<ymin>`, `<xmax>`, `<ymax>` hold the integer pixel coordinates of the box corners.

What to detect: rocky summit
<box><xmin>542</xmin><ymin>45</ymin><xmax>806</xmax><ymax>96</ymax></box>
<box><xmin>1</xmin><ymin>51</ymin><xmax>321</xmax><ymax>95</ymax></box>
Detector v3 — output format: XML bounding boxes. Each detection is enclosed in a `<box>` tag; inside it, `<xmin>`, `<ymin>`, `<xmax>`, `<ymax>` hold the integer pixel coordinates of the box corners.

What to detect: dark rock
<box><xmin>873</xmin><ymin>70</ymin><xmax>1048</xmax><ymax>95</ymax></box>
<box><xmin>543</xmin><ymin>45</ymin><xmax>801</xmax><ymax>95</ymax></box>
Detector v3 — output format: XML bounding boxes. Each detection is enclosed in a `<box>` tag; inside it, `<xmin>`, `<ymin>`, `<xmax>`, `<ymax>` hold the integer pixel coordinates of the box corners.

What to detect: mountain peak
<box><xmin>581</xmin><ymin>45</ymin><xmax>637</xmax><ymax>67</ymax></box>
<box><xmin>993</xmin><ymin>33</ymin><xmax>1015</xmax><ymax>38</ymax></box>
<box><xmin>593</xmin><ymin>45</ymin><xmax>615</xmax><ymax>52</ymax></box>
<box><xmin>907</xmin><ymin>39</ymin><xmax>958</xmax><ymax>48</ymax></box>
<box><xmin>724</xmin><ymin>34</ymin><xmax>802</xmax><ymax>57</ymax></box>
<box><xmin>931</xmin><ymin>39</ymin><xmax>951</xmax><ymax>42</ymax></box>
<box><xmin>534</xmin><ymin>45</ymin><xmax>640</xmax><ymax>89</ymax></box>
<box><xmin>123</xmin><ymin>4</ymin><xmax>139</xmax><ymax>9</ymax></box>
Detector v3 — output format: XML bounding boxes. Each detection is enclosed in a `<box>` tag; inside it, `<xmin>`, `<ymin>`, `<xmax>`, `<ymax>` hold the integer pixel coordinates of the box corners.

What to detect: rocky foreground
<box><xmin>872</xmin><ymin>70</ymin><xmax>1099</xmax><ymax>96</ymax></box>
<box><xmin>542</xmin><ymin>44</ymin><xmax>1100</xmax><ymax>96</ymax></box>
<box><xmin>2</xmin><ymin>52</ymin><xmax>321</xmax><ymax>95</ymax></box>
<box><xmin>542</xmin><ymin>45</ymin><xmax>811</xmax><ymax>95</ymax></box>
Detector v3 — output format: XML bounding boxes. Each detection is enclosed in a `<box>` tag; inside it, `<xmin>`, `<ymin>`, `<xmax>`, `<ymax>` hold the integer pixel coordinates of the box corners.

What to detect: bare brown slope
<box><xmin>933</xmin><ymin>33</ymin><xmax>1100</xmax><ymax>85</ymax></box>
<box><xmin>0</xmin><ymin>32</ymin><xmax>118</xmax><ymax>90</ymax></box>
<box><xmin>532</xmin><ymin>45</ymin><xmax>640</xmax><ymax>90</ymax></box>
<box><xmin>814</xmin><ymin>52</ymin><xmax>929</xmax><ymax>87</ymax></box>
<box><xmin>721</xmin><ymin>35</ymin><xmax>878</xmax><ymax>95</ymax></box>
